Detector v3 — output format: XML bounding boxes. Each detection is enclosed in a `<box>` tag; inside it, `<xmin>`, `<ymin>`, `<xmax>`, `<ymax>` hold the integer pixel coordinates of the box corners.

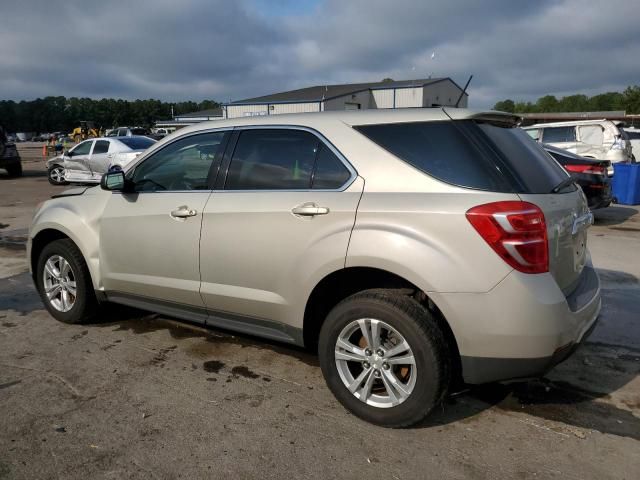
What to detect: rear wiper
<box><xmin>551</xmin><ymin>176</ymin><xmax>575</xmax><ymax>193</ymax></box>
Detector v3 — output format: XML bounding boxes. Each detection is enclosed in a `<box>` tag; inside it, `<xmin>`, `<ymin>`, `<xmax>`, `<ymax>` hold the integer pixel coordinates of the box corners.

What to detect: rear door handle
<box><xmin>291</xmin><ymin>203</ymin><xmax>330</xmax><ymax>216</ymax></box>
<box><xmin>171</xmin><ymin>206</ymin><xmax>197</xmax><ymax>218</ymax></box>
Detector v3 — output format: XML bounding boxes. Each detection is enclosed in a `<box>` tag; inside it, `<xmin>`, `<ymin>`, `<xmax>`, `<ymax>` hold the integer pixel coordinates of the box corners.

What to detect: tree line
<box><xmin>0</xmin><ymin>97</ymin><xmax>220</xmax><ymax>134</ymax></box>
<box><xmin>493</xmin><ymin>85</ymin><xmax>640</xmax><ymax>114</ymax></box>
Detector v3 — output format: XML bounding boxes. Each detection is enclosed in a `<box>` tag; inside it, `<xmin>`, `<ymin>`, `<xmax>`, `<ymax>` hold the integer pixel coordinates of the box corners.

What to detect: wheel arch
<box><xmin>303</xmin><ymin>266</ymin><xmax>462</xmax><ymax>383</ymax></box>
<box><xmin>30</xmin><ymin>222</ymin><xmax>100</xmax><ymax>290</ymax></box>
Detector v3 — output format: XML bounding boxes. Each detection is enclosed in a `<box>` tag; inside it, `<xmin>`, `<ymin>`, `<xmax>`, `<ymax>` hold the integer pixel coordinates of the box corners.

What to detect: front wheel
<box><xmin>36</xmin><ymin>239</ymin><xmax>98</xmax><ymax>324</ymax></box>
<box><xmin>319</xmin><ymin>289</ymin><xmax>450</xmax><ymax>428</ymax></box>
<box><xmin>47</xmin><ymin>164</ymin><xmax>67</xmax><ymax>185</ymax></box>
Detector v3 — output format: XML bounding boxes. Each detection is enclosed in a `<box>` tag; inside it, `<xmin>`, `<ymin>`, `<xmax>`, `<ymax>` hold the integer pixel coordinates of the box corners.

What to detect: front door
<box><xmin>99</xmin><ymin>130</ymin><xmax>229</xmax><ymax>311</ymax></box>
<box><xmin>64</xmin><ymin>140</ymin><xmax>94</xmax><ymax>181</ymax></box>
<box><xmin>199</xmin><ymin>128</ymin><xmax>363</xmax><ymax>330</ymax></box>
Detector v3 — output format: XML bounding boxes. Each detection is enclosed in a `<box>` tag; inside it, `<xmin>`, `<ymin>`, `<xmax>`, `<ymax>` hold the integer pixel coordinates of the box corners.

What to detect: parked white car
<box><xmin>622</xmin><ymin>126</ymin><xmax>640</xmax><ymax>159</ymax></box>
<box><xmin>523</xmin><ymin>119</ymin><xmax>633</xmax><ymax>163</ymax></box>
<box><xmin>46</xmin><ymin>136</ymin><xmax>156</xmax><ymax>185</ymax></box>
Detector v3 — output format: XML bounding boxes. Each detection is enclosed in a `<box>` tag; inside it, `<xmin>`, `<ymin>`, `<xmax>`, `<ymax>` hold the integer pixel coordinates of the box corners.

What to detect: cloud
<box><xmin>0</xmin><ymin>0</ymin><xmax>638</xmax><ymax>107</ymax></box>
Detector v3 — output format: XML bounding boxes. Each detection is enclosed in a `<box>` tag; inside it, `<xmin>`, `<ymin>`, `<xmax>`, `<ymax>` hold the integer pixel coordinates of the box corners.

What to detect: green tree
<box><xmin>493</xmin><ymin>99</ymin><xmax>515</xmax><ymax>113</ymax></box>
<box><xmin>623</xmin><ymin>86</ymin><xmax>640</xmax><ymax>114</ymax></box>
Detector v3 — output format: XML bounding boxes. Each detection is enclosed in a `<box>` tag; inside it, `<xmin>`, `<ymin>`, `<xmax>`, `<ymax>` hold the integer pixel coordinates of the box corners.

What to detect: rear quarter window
<box><xmin>354</xmin><ymin>120</ymin><xmax>570</xmax><ymax>194</ymax></box>
<box><xmin>542</xmin><ymin>126</ymin><xmax>576</xmax><ymax>143</ymax></box>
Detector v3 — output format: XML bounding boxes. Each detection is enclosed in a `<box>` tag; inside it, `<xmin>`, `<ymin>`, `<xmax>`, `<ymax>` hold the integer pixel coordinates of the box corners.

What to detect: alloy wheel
<box><xmin>43</xmin><ymin>255</ymin><xmax>77</xmax><ymax>312</ymax></box>
<box><xmin>334</xmin><ymin>318</ymin><xmax>417</xmax><ymax>408</ymax></box>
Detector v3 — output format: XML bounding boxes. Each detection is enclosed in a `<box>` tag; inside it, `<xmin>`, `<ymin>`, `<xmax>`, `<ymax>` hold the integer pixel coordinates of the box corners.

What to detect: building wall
<box><xmin>423</xmin><ymin>82</ymin><xmax>467</xmax><ymax>108</ymax></box>
<box><xmin>226</xmin><ymin>104</ymin><xmax>268</xmax><ymax>118</ymax></box>
<box><xmin>371</xmin><ymin>89</ymin><xmax>394</xmax><ymax>108</ymax></box>
<box><xmin>323</xmin><ymin>90</ymin><xmax>374</xmax><ymax>111</ymax></box>
<box><xmin>394</xmin><ymin>87</ymin><xmax>423</xmax><ymax>108</ymax></box>
<box><xmin>270</xmin><ymin>102</ymin><xmax>321</xmax><ymax>115</ymax></box>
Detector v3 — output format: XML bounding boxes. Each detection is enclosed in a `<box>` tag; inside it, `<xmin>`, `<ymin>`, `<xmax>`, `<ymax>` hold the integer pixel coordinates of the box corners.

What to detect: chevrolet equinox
<box><xmin>29</xmin><ymin>108</ymin><xmax>601</xmax><ymax>427</ymax></box>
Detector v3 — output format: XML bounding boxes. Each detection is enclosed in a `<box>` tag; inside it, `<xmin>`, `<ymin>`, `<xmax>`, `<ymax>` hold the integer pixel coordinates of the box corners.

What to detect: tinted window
<box><xmin>226</xmin><ymin>129</ymin><xmax>317</xmax><ymax>190</ymax></box>
<box><xmin>542</xmin><ymin>126</ymin><xmax>576</xmax><ymax>143</ymax></box>
<box><xmin>131</xmin><ymin>132</ymin><xmax>226</xmax><ymax>192</ymax></box>
<box><xmin>93</xmin><ymin>140</ymin><xmax>110</xmax><ymax>154</ymax></box>
<box><xmin>130</xmin><ymin>128</ymin><xmax>148</xmax><ymax>135</ymax></box>
<box><xmin>118</xmin><ymin>136</ymin><xmax>156</xmax><ymax>150</ymax></box>
<box><xmin>524</xmin><ymin>128</ymin><xmax>540</xmax><ymax>141</ymax></box>
<box><xmin>629</xmin><ymin>131</ymin><xmax>640</xmax><ymax>140</ymax></box>
<box><xmin>478</xmin><ymin>124</ymin><xmax>571</xmax><ymax>193</ymax></box>
<box><xmin>312</xmin><ymin>145</ymin><xmax>351</xmax><ymax>189</ymax></box>
<box><xmin>355</xmin><ymin>121</ymin><xmax>569</xmax><ymax>194</ymax></box>
<box><xmin>71</xmin><ymin>140</ymin><xmax>93</xmax><ymax>155</ymax></box>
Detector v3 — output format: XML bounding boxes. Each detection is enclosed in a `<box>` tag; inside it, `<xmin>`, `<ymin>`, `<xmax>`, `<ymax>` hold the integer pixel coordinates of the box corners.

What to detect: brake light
<box><xmin>466</xmin><ymin>201</ymin><xmax>548</xmax><ymax>274</ymax></box>
<box><xmin>564</xmin><ymin>164</ymin><xmax>606</xmax><ymax>175</ymax></box>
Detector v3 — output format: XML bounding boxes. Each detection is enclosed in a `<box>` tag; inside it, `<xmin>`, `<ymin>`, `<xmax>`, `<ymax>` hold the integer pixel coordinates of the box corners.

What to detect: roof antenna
<box><xmin>455</xmin><ymin>75</ymin><xmax>473</xmax><ymax>108</ymax></box>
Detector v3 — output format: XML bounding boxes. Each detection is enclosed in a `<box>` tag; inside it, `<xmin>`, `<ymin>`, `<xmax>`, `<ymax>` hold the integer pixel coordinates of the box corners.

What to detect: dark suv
<box><xmin>0</xmin><ymin>127</ymin><xmax>22</xmax><ymax>177</ymax></box>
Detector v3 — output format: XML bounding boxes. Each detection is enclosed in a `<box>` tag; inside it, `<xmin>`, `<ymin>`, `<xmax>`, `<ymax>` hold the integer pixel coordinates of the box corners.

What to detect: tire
<box><xmin>36</xmin><ymin>239</ymin><xmax>99</xmax><ymax>324</ymax></box>
<box><xmin>318</xmin><ymin>289</ymin><xmax>450</xmax><ymax>428</ymax></box>
<box><xmin>47</xmin><ymin>164</ymin><xmax>67</xmax><ymax>185</ymax></box>
<box><xmin>6</xmin><ymin>163</ymin><xmax>22</xmax><ymax>177</ymax></box>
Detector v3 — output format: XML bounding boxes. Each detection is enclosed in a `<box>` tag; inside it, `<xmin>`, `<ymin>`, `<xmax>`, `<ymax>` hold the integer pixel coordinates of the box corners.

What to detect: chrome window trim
<box><xmin>126</xmin><ymin>124</ymin><xmax>358</xmax><ymax>194</ymax></box>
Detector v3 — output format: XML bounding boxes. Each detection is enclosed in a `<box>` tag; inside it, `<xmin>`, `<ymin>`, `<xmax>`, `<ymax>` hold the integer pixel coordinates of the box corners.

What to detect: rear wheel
<box><xmin>47</xmin><ymin>164</ymin><xmax>67</xmax><ymax>185</ymax></box>
<box><xmin>36</xmin><ymin>239</ymin><xmax>99</xmax><ymax>324</ymax></box>
<box><xmin>319</xmin><ymin>289</ymin><xmax>450</xmax><ymax>427</ymax></box>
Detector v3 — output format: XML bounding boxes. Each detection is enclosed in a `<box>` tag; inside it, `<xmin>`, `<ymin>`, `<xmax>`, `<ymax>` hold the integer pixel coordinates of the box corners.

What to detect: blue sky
<box><xmin>1</xmin><ymin>0</ymin><xmax>638</xmax><ymax>108</ymax></box>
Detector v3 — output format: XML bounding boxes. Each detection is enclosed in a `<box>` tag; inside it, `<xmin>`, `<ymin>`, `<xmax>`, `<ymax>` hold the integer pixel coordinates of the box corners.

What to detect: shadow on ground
<box><xmin>593</xmin><ymin>205</ymin><xmax>638</xmax><ymax>227</ymax></box>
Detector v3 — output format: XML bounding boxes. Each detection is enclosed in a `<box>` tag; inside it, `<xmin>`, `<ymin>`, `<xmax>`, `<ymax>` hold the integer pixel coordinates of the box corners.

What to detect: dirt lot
<box><xmin>1</xmin><ymin>145</ymin><xmax>639</xmax><ymax>479</ymax></box>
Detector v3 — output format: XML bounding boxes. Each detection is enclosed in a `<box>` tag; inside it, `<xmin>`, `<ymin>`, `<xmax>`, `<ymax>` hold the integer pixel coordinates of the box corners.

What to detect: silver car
<box><xmin>46</xmin><ymin>136</ymin><xmax>156</xmax><ymax>185</ymax></box>
<box><xmin>29</xmin><ymin>109</ymin><xmax>601</xmax><ymax>427</ymax></box>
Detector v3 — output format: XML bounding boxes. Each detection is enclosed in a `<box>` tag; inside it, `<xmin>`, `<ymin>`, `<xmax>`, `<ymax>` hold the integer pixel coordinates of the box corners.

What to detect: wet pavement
<box><xmin>0</xmin><ymin>153</ymin><xmax>638</xmax><ymax>479</ymax></box>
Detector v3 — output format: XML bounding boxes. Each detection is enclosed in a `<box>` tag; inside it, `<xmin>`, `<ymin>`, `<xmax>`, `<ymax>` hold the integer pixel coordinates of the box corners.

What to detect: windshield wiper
<box><xmin>551</xmin><ymin>176</ymin><xmax>575</xmax><ymax>193</ymax></box>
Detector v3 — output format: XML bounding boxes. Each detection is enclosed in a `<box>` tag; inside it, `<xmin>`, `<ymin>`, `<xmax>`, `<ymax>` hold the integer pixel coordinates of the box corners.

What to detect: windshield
<box><xmin>118</xmin><ymin>136</ymin><xmax>156</xmax><ymax>150</ymax></box>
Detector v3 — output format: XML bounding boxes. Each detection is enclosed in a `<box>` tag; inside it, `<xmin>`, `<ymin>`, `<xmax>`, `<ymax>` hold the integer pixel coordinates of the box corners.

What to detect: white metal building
<box><xmin>223</xmin><ymin>78</ymin><xmax>468</xmax><ymax>119</ymax></box>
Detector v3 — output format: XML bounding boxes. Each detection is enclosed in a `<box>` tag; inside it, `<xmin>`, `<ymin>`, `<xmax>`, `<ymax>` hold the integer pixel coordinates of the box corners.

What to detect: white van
<box><xmin>523</xmin><ymin>119</ymin><xmax>633</xmax><ymax>163</ymax></box>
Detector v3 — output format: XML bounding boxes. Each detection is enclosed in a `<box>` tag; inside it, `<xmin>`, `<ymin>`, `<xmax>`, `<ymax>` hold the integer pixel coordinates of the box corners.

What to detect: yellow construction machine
<box><xmin>69</xmin><ymin>121</ymin><xmax>99</xmax><ymax>142</ymax></box>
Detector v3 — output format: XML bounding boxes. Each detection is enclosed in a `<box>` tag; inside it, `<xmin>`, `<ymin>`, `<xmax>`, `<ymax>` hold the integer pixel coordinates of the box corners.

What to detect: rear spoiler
<box><xmin>442</xmin><ymin>108</ymin><xmax>522</xmax><ymax>128</ymax></box>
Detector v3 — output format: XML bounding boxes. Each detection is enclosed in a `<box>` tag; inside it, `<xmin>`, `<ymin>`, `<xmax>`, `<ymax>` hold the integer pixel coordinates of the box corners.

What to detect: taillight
<box><xmin>466</xmin><ymin>201</ymin><xmax>548</xmax><ymax>274</ymax></box>
<box><xmin>564</xmin><ymin>164</ymin><xmax>605</xmax><ymax>175</ymax></box>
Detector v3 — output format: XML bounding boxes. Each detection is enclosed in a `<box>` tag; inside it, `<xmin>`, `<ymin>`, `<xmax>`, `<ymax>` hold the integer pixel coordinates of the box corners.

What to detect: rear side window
<box><xmin>542</xmin><ymin>126</ymin><xmax>576</xmax><ymax>143</ymax></box>
<box><xmin>118</xmin><ymin>137</ymin><xmax>156</xmax><ymax>150</ymax></box>
<box><xmin>225</xmin><ymin>129</ymin><xmax>352</xmax><ymax>190</ymax></box>
<box><xmin>355</xmin><ymin>121</ymin><xmax>569</xmax><ymax>194</ymax></box>
<box><xmin>93</xmin><ymin>140</ymin><xmax>110</xmax><ymax>154</ymax></box>
<box><xmin>312</xmin><ymin>145</ymin><xmax>351</xmax><ymax>189</ymax></box>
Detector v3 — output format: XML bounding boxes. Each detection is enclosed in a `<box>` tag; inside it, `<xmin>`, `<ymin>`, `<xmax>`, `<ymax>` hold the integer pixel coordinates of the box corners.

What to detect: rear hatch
<box><xmin>469</xmin><ymin>118</ymin><xmax>591</xmax><ymax>295</ymax></box>
<box><xmin>356</xmin><ymin>109</ymin><xmax>590</xmax><ymax>296</ymax></box>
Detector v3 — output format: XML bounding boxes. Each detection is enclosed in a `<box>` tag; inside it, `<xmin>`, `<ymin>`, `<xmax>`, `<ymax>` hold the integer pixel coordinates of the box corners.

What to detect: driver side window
<box><xmin>71</xmin><ymin>141</ymin><xmax>93</xmax><ymax>155</ymax></box>
<box><xmin>131</xmin><ymin>131</ymin><xmax>227</xmax><ymax>192</ymax></box>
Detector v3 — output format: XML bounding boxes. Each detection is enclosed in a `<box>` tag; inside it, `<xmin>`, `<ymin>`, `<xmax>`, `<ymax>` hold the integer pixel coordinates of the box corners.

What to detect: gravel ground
<box><xmin>1</xmin><ymin>146</ymin><xmax>639</xmax><ymax>479</ymax></box>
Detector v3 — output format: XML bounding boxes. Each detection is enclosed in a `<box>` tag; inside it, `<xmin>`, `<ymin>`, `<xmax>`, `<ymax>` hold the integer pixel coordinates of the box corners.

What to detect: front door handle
<box><xmin>171</xmin><ymin>206</ymin><xmax>197</xmax><ymax>218</ymax></box>
<box><xmin>291</xmin><ymin>203</ymin><xmax>330</xmax><ymax>216</ymax></box>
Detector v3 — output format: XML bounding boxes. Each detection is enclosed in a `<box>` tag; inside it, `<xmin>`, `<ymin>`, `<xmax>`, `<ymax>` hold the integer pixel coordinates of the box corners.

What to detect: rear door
<box><xmin>86</xmin><ymin>139</ymin><xmax>111</xmax><ymax>178</ymax></box>
<box><xmin>199</xmin><ymin>127</ymin><xmax>362</xmax><ymax>330</ymax></box>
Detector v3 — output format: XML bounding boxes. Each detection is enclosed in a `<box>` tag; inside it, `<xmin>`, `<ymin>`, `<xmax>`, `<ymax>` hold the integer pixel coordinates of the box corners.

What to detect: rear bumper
<box><xmin>430</xmin><ymin>261</ymin><xmax>601</xmax><ymax>384</ymax></box>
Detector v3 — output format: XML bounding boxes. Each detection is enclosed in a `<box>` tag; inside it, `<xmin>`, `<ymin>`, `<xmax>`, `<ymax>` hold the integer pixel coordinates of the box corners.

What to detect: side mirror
<box><xmin>101</xmin><ymin>171</ymin><xmax>126</xmax><ymax>191</ymax></box>
<box><xmin>66</xmin><ymin>150</ymin><xmax>74</xmax><ymax>157</ymax></box>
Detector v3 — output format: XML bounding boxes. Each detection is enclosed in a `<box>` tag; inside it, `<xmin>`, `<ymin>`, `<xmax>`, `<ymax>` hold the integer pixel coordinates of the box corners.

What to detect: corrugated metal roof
<box><xmin>229</xmin><ymin>78</ymin><xmax>463</xmax><ymax>105</ymax></box>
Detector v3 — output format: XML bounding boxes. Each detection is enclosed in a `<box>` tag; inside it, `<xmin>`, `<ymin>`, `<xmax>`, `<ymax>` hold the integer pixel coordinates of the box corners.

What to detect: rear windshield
<box><xmin>354</xmin><ymin>120</ymin><xmax>570</xmax><ymax>194</ymax></box>
<box><xmin>118</xmin><ymin>136</ymin><xmax>156</xmax><ymax>150</ymax></box>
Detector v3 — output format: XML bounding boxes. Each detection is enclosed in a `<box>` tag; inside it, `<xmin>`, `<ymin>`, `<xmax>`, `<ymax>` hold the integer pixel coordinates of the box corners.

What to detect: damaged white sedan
<box><xmin>47</xmin><ymin>136</ymin><xmax>156</xmax><ymax>185</ymax></box>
